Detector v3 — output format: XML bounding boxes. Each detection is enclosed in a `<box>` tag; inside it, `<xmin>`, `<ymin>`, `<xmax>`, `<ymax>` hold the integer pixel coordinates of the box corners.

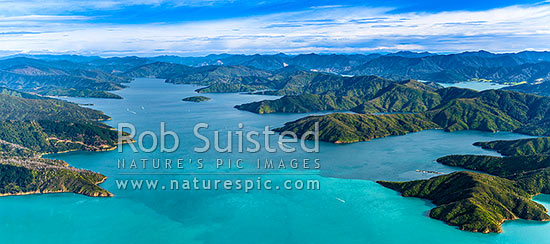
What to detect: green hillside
<box><xmin>0</xmin><ymin>120</ymin><xmax>120</xmax><ymax>155</ymax></box>
<box><xmin>196</xmin><ymin>83</ymin><xmax>264</xmax><ymax>93</ymax></box>
<box><xmin>0</xmin><ymin>57</ymin><xmax>129</xmax><ymax>98</ymax></box>
<box><xmin>474</xmin><ymin>137</ymin><xmax>550</xmax><ymax>156</ymax></box>
<box><xmin>235</xmin><ymin>94</ymin><xmax>363</xmax><ymax>114</ymax></box>
<box><xmin>0</xmin><ymin>157</ymin><xmax>111</xmax><ymax>197</ymax></box>
<box><xmin>378</xmin><ymin>171</ymin><xmax>549</xmax><ymax>233</ymax></box>
<box><xmin>235</xmin><ymin>77</ymin><xmax>415</xmax><ymax>113</ymax></box>
<box><xmin>274</xmin><ymin>113</ymin><xmax>438</xmax><ymax>143</ymax></box>
<box><xmin>275</xmin><ymin>88</ymin><xmax>550</xmax><ymax>143</ymax></box>
<box><xmin>352</xmin><ymin>80</ymin><xmax>442</xmax><ymax>113</ymax></box>
<box><xmin>0</xmin><ymin>90</ymin><xmax>121</xmax><ymax>196</ymax></box>
<box><xmin>0</xmin><ymin>92</ymin><xmax>110</xmax><ymax>121</ymax></box>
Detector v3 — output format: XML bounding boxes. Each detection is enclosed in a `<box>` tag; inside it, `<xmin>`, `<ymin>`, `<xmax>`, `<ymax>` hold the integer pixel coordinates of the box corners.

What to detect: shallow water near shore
<box><xmin>1</xmin><ymin>78</ymin><xmax>549</xmax><ymax>244</ymax></box>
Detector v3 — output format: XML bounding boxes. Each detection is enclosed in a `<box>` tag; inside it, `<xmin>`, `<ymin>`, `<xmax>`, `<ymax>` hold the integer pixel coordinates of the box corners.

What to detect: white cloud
<box><xmin>0</xmin><ymin>15</ymin><xmax>90</xmax><ymax>21</ymax></box>
<box><xmin>0</xmin><ymin>0</ymin><xmax>240</xmax><ymax>17</ymax></box>
<box><xmin>0</xmin><ymin>4</ymin><xmax>549</xmax><ymax>55</ymax></box>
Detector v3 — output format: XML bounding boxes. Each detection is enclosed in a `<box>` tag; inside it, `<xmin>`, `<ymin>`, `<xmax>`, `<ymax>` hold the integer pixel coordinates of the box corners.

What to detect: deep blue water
<box><xmin>1</xmin><ymin>78</ymin><xmax>549</xmax><ymax>244</ymax></box>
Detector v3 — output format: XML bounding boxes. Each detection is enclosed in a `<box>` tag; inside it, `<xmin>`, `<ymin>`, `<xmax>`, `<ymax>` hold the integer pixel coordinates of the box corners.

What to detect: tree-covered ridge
<box><xmin>350</xmin><ymin>54</ymin><xmax>550</xmax><ymax>84</ymax></box>
<box><xmin>0</xmin><ymin>120</ymin><xmax>120</xmax><ymax>156</ymax></box>
<box><xmin>352</xmin><ymin>80</ymin><xmax>442</xmax><ymax>113</ymax></box>
<box><xmin>0</xmin><ymin>90</ymin><xmax>121</xmax><ymax>196</ymax></box>
<box><xmin>0</xmin><ymin>91</ymin><xmax>110</xmax><ymax>121</ymax></box>
<box><xmin>0</xmin><ymin>91</ymin><xmax>121</xmax><ymax>156</ymax></box>
<box><xmin>235</xmin><ymin>94</ymin><xmax>363</xmax><ymax>114</ymax></box>
<box><xmin>0</xmin><ymin>88</ymin><xmax>45</xmax><ymax>99</ymax></box>
<box><xmin>437</xmin><ymin>154</ymin><xmax>550</xmax><ymax>197</ymax></box>
<box><xmin>233</xmin><ymin>75</ymin><xmax>397</xmax><ymax>113</ymax></box>
<box><xmin>274</xmin><ymin>113</ymin><xmax>438</xmax><ymax>143</ymax></box>
<box><xmin>275</xmin><ymin>87</ymin><xmax>550</xmax><ymax>143</ymax></box>
<box><xmin>125</xmin><ymin>63</ymin><xmax>272</xmax><ymax>86</ymax></box>
<box><xmin>438</xmin><ymin>155</ymin><xmax>550</xmax><ymax>179</ymax></box>
<box><xmin>129</xmin><ymin>63</ymin><xmax>356</xmax><ymax>96</ymax></box>
<box><xmin>41</xmin><ymin>88</ymin><xmax>122</xmax><ymax>99</ymax></box>
<box><xmin>438</xmin><ymin>138</ymin><xmax>550</xmax><ymax>184</ymax></box>
<box><xmin>0</xmin><ymin>88</ymin><xmax>120</xmax><ymax>156</ymax></box>
<box><xmin>0</xmin><ymin>157</ymin><xmax>111</xmax><ymax>197</ymax></box>
<box><xmin>236</xmin><ymin>79</ymin><xmax>443</xmax><ymax>114</ymax></box>
<box><xmin>378</xmin><ymin>171</ymin><xmax>550</xmax><ymax>233</ymax></box>
<box><xmin>127</xmin><ymin>61</ymin><xmax>433</xmax><ymax>97</ymax></box>
<box><xmin>196</xmin><ymin>83</ymin><xmax>266</xmax><ymax>93</ymax></box>
<box><xmin>0</xmin><ymin>58</ymin><xmax>129</xmax><ymax>98</ymax></box>
<box><xmin>474</xmin><ymin>137</ymin><xmax>550</xmax><ymax>156</ymax></box>
<box><xmin>506</xmin><ymin>80</ymin><xmax>550</xmax><ymax>97</ymax></box>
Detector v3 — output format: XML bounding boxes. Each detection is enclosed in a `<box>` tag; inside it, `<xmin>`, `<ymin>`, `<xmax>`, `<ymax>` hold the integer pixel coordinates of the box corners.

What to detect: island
<box><xmin>182</xmin><ymin>96</ymin><xmax>211</xmax><ymax>102</ymax></box>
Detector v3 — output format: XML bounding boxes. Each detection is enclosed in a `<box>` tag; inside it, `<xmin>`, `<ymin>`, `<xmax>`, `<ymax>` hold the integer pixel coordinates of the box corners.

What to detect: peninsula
<box><xmin>379</xmin><ymin>137</ymin><xmax>550</xmax><ymax>233</ymax></box>
<box><xmin>273</xmin><ymin>86</ymin><xmax>550</xmax><ymax>143</ymax></box>
<box><xmin>0</xmin><ymin>88</ymin><xmax>122</xmax><ymax>196</ymax></box>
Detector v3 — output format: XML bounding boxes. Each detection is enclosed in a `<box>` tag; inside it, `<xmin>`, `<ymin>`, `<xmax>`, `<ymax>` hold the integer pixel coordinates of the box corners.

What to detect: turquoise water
<box><xmin>1</xmin><ymin>78</ymin><xmax>549</xmax><ymax>244</ymax></box>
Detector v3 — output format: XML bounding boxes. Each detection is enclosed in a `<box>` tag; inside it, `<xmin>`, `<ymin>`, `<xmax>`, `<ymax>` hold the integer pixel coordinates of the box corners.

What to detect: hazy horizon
<box><xmin>2</xmin><ymin>49</ymin><xmax>550</xmax><ymax>59</ymax></box>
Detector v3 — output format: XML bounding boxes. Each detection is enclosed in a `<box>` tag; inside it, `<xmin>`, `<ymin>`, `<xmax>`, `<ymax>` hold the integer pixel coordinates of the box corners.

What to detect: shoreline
<box><xmin>0</xmin><ymin>182</ymin><xmax>113</xmax><ymax>198</ymax></box>
<box><xmin>3</xmin><ymin>93</ymin><xmax>133</xmax><ymax>198</ymax></box>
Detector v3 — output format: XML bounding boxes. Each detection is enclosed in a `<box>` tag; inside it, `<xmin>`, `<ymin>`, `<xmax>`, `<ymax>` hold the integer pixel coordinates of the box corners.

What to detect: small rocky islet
<box><xmin>182</xmin><ymin>96</ymin><xmax>211</xmax><ymax>102</ymax></box>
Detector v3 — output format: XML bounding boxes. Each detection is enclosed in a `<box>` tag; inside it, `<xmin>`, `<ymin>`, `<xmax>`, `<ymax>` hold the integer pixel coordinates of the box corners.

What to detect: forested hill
<box><xmin>0</xmin><ymin>57</ymin><xmax>128</xmax><ymax>98</ymax></box>
<box><xmin>275</xmin><ymin>87</ymin><xmax>550</xmax><ymax>143</ymax></box>
<box><xmin>474</xmin><ymin>137</ymin><xmax>550</xmax><ymax>156</ymax></box>
<box><xmin>0</xmin><ymin>157</ymin><xmax>112</xmax><ymax>197</ymax></box>
<box><xmin>0</xmin><ymin>89</ymin><xmax>109</xmax><ymax>121</ymax></box>
<box><xmin>349</xmin><ymin>53</ymin><xmax>550</xmax><ymax>84</ymax></box>
<box><xmin>378</xmin><ymin>171</ymin><xmax>550</xmax><ymax>233</ymax></box>
<box><xmin>505</xmin><ymin>79</ymin><xmax>550</xmax><ymax>97</ymax></box>
<box><xmin>235</xmin><ymin>78</ymin><xmax>441</xmax><ymax>114</ymax></box>
<box><xmin>0</xmin><ymin>88</ymin><xmax>119</xmax><ymax>155</ymax></box>
<box><xmin>0</xmin><ymin>90</ymin><xmax>121</xmax><ymax>197</ymax></box>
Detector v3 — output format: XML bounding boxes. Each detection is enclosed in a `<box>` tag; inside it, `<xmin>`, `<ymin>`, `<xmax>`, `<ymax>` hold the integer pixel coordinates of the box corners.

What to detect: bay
<box><xmin>1</xmin><ymin>78</ymin><xmax>548</xmax><ymax>244</ymax></box>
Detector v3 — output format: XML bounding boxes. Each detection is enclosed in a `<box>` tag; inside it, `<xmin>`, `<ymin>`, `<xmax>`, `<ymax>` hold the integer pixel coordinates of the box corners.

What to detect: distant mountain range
<box><xmin>1</xmin><ymin>50</ymin><xmax>550</xmax><ymax>98</ymax></box>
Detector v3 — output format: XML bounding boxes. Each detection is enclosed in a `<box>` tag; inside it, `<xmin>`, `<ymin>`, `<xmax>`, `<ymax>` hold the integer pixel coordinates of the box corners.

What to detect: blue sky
<box><xmin>0</xmin><ymin>0</ymin><xmax>549</xmax><ymax>56</ymax></box>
